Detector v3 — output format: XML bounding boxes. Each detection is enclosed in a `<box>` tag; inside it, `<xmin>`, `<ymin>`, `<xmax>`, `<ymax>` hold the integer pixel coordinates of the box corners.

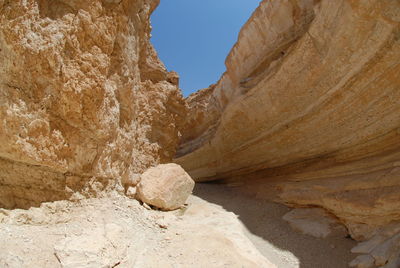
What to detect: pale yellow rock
<box><xmin>137</xmin><ymin>164</ymin><xmax>195</xmax><ymax>210</ymax></box>
<box><xmin>176</xmin><ymin>0</ymin><xmax>400</xmax><ymax>249</ymax></box>
<box><xmin>175</xmin><ymin>0</ymin><xmax>400</xmax><ymax>266</ymax></box>
<box><xmin>0</xmin><ymin>0</ymin><xmax>186</xmax><ymax>208</ymax></box>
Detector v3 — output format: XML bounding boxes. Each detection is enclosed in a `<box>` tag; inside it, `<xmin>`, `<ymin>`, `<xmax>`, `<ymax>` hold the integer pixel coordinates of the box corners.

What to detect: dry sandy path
<box><xmin>194</xmin><ymin>183</ymin><xmax>357</xmax><ymax>268</ymax></box>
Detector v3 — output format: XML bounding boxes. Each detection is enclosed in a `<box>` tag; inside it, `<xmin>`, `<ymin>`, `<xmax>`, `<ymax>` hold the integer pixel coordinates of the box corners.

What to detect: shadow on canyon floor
<box><xmin>194</xmin><ymin>182</ymin><xmax>357</xmax><ymax>268</ymax></box>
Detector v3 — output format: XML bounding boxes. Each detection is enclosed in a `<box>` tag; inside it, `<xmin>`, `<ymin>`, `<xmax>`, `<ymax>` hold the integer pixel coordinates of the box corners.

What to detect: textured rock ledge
<box><xmin>175</xmin><ymin>0</ymin><xmax>400</xmax><ymax>262</ymax></box>
<box><xmin>0</xmin><ymin>0</ymin><xmax>186</xmax><ymax>208</ymax></box>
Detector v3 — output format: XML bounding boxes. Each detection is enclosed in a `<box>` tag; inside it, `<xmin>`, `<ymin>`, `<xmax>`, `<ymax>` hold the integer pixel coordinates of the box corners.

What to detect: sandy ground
<box><xmin>0</xmin><ymin>182</ymin><xmax>358</xmax><ymax>268</ymax></box>
<box><xmin>194</xmin><ymin>183</ymin><xmax>358</xmax><ymax>268</ymax></box>
<box><xmin>0</xmin><ymin>192</ymin><xmax>273</xmax><ymax>268</ymax></box>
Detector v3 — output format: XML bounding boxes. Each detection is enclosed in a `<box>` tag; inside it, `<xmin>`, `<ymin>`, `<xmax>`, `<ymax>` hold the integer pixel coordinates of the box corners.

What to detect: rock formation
<box><xmin>2</xmin><ymin>0</ymin><xmax>400</xmax><ymax>266</ymax></box>
<box><xmin>0</xmin><ymin>0</ymin><xmax>186</xmax><ymax>209</ymax></box>
<box><xmin>176</xmin><ymin>0</ymin><xmax>400</xmax><ymax>265</ymax></box>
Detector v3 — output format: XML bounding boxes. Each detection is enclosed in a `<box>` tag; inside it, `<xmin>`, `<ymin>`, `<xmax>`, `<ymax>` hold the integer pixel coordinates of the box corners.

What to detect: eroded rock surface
<box><xmin>176</xmin><ymin>0</ymin><xmax>400</xmax><ymax>265</ymax></box>
<box><xmin>0</xmin><ymin>0</ymin><xmax>186</xmax><ymax>208</ymax></box>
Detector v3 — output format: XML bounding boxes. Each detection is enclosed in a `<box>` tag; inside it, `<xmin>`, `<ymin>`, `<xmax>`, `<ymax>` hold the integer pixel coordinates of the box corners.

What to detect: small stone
<box><xmin>126</xmin><ymin>186</ymin><xmax>137</xmax><ymax>199</ymax></box>
<box><xmin>142</xmin><ymin>202</ymin><xmax>151</xmax><ymax>210</ymax></box>
<box><xmin>157</xmin><ymin>219</ymin><xmax>168</xmax><ymax>229</ymax></box>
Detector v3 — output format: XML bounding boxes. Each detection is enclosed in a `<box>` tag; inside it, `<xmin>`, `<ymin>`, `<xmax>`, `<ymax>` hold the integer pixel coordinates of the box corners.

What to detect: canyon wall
<box><xmin>176</xmin><ymin>0</ymin><xmax>400</xmax><ymax>242</ymax></box>
<box><xmin>0</xmin><ymin>0</ymin><xmax>186</xmax><ymax>209</ymax></box>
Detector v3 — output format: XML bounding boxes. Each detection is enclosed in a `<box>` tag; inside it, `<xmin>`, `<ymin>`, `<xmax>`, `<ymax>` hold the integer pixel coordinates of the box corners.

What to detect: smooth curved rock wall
<box><xmin>176</xmin><ymin>0</ymin><xmax>400</xmax><ymax>241</ymax></box>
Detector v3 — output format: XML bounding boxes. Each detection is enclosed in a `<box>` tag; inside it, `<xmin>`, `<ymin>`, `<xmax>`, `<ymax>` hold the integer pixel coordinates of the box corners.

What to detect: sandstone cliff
<box><xmin>0</xmin><ymin>0</ymin><xmax>186</xmax><ymax>209</ymax></box>
<box><xmin>176</xmin><ymin>0</ymin><xmax>400</xmax><ymax>250</ymax></box>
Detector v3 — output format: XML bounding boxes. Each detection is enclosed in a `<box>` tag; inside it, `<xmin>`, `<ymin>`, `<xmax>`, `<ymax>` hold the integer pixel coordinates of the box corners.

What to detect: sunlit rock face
<box><xmin>0</xmin><ymin>0</ymin><xmax>186</xmax><ymax>209</ymax></box>
<box><xmin>176</xmin><ymin>0</ymin><xmax>400</xmax><ymax>242</ymax></box>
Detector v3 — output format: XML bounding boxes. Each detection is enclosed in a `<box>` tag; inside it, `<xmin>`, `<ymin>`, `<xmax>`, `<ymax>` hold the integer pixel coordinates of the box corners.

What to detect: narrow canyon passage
<box><xmin>1</xmin><ymin>0</ymin><xmax>399</xmax><ymax>267</ymax></box>
<box><xmin>194</xmin><ymin>183</ymin><xmax>357</xmax><ymax>268</ymax></box>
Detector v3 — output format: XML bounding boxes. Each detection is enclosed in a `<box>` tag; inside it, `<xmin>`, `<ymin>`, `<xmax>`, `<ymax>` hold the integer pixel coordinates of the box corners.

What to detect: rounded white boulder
<box><xmin>136</xmin><ymin>163</ymin><xmax>195</xmax><ymax>210</ymax></box>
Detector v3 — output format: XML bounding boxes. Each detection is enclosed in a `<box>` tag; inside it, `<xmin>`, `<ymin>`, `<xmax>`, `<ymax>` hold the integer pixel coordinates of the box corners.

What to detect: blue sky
<box><xmin>151</xmin><ymin>0</ymin><xmax>261</xmax><ymax>97</ymax></box>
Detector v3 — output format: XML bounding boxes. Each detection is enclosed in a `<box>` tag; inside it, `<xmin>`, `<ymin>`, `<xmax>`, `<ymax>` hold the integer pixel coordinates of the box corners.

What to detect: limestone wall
<box><xmin>0</xmin><ymin>0</ymin><xmax>186</xmax><ymax>208</ymax></box>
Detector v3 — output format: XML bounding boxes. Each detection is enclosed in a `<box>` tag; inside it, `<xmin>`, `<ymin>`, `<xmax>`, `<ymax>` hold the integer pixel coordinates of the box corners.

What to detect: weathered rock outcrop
<box><xmin>176</xmin><ymin>0</ymin><xmax>400</xmax><ymax>263</ymax></box>
<box><xmin>0</xmin><ymin>0</ymin><xmax>186</xmax><ymax>209</ymax></box>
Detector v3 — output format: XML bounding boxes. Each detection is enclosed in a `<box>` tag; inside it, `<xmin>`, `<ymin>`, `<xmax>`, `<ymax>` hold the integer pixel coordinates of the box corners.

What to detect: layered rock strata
<box><xmin>176</xmin><ymin>0</ymin><xmax>400</xmax><ymax>260</ymax></box>
<box><xmin>0</xmin><ymin>0</ymin><xmax>186</xmax><ymax>209</ymax></box>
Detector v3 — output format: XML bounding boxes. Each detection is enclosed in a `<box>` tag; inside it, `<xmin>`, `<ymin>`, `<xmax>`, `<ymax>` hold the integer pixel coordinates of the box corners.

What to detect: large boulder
<box><xmin>137</xmin><ymin>164</ymin><xmax>195</xmax><ymax>210</ymax></box>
